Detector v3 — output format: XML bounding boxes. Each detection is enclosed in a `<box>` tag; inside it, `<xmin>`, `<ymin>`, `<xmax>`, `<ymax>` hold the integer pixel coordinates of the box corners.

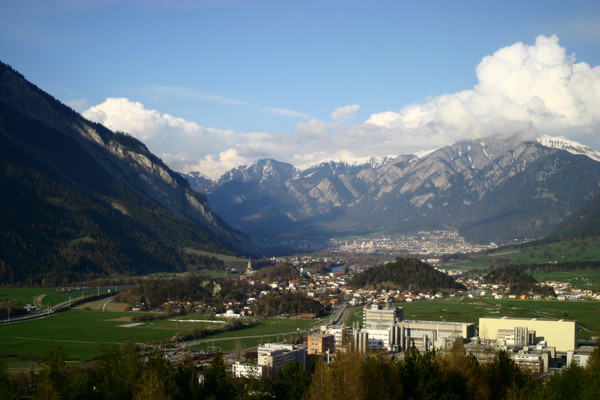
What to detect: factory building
<box><xmin>478</xmin><ymin>317</ymin><xmax>577</xmax><ymax>352</ymax></box>
<box><xmin>307</xmin><ymin>333</ymin><xmax>335</xmax><ymax>355</ymax></box>
<box><xmin>257</xmin><ymin>343</ymin><xmax>306</xmax><ymax>376</ymax></box>
<box><xmin>363</xmin><ymin>303</ymin><xmax>403</xmax><ymax>329</ymax></box>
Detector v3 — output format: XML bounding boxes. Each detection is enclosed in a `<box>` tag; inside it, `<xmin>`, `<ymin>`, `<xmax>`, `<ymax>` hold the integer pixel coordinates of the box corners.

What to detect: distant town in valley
<box><xmin>259</xmin><ymin>230</ymin><xmax>499</xmax><ymax>254</ymax></box>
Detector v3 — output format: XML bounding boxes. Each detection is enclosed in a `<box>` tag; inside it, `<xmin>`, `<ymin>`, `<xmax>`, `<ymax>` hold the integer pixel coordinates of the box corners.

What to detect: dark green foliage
<box><xmin>484</xmin><ymin>350</ymin><xmax>533</xmax><ymax>400</ymax></box>
<box><xmin>548</xmin><ymin>191</ymin><xmax>600</xmax><ymax>240</ymax></box>
<box><xmin>349</xmin><ymin>258</ymin><xmax>466</xmax><ymax>292</ymax></box>
<box><xmin>0</xmin><ymin>61</ymin><xmax>250</xmax><ymax>285</ymax></box>
<box><xmin>271</xmin><ymin>361</ymin><xmax>311</xmax><ymax>400</ymax></box>
<box><xmin>483</xmin><ymin>265</ymin><xmax>555</xmax><ymax>296</ymax></box>
<box><xmin>398</xmin><ymin>347</ymin><xmax>458</xmax><ymax>400</ymax></box>
<box><xmin>202</xmin><ymin>352</ymin><xmax>236</xmax><ymax>400</ymax></box>
<box><xmin>0</xmin><ymin>358</ymin><xmax>19</xmax><ymax>400</ymax></box>
<box><xmin>116</xmin><ymin>275</ymin><xmax>265</xmax><ymax>312</ymax></box>
<box><xmin>252</xmin><ymin>262</ymin><xmax>301</xmax><ymax>283</ymax></box>
<box><xmin>91</xmin><ymin>344</ymin><xmax>143</xmax><ymax>400</ymax></box>
<box><xmin>251</xmin><ymin>291</ymin><xmax>324</xmax><ymax>317</ymax></box>
<box><xmin>1</xmin><ymin>340</ymin><xmax>599</xmax><ymax>399</ymax></box>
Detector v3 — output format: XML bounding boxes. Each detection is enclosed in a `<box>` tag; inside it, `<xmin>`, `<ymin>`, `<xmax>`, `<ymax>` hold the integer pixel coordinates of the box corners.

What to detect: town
<box><xmin>145</xmin><ymin>255</ymin><xmax>600</xmax><ymax>382</ymax></box>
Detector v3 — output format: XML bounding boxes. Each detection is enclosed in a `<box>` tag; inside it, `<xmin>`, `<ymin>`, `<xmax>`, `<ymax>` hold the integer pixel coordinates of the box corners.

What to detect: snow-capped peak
<box><xmin>537</xmin><ymin>135</ymin><xmax>600</xmax><ymax>162</ymax></box>
<box><xmin>296</xmin><ymin>155</ymin><xmax>397</xmax><ymax>172</ymax></box>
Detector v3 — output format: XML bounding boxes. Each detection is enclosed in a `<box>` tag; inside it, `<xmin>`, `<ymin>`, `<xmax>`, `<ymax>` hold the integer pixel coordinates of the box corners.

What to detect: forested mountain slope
<box><xmin>0</xmin><ymin>62</ymin><xmax>255</xmax><ymax>284</ymax></box>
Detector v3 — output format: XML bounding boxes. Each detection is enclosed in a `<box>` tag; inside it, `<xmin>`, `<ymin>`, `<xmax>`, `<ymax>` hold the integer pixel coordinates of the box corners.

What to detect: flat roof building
<box><xmin>363</xmin><ymin>303</ymin><xmax>403</xmax><ymax>329</ymax></box>
<box><xmin>257</xmin><ymin>343</ymin><xmax>306</xmax><ymax>376</ymax></box>
<box><xmin>479</xmin><ymin>317</ymin><xmax>577</xmax><ymax>352</ymax></box>
<box><xmin>399</xmin><ymin>320</ymin><xmax>475</xmax><ymax>352</ymax></box>
<box><xmin>307</xmin><ymin>333</ymin><xmax>335</xmax><ymax>355</ymax></box>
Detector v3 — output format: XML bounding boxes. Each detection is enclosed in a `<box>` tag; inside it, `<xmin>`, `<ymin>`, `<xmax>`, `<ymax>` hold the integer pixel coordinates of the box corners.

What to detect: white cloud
<box><xmin>331</xmin><ymin>104</ymin><xmax>360</xmax><ymax>122</ymax></box>
<box><xmin>82</xmin><ymin>98</ymin><xmax>238</xmax><ymax>177</ymax></box>
<box><xmin>82</xmin><ymin>36</ymin><xmax>600</xmax><ymax>179</ymax></box>
<box><xmin>367</xmin><ymin>35</ymin><xmax>600</xmax><ymax>144</ymax></box>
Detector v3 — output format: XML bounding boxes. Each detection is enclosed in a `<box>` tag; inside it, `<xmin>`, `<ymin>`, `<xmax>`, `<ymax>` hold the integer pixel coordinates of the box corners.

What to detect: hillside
<box><xmin>349</xmin><ymin>258</ymin><xmax>466</xmax><ymax>292</ymax></box>
<box><xmin>547</xmin><ymin>192</ymin><xmax>600</xmax><ymax>240</ymax></box>
<box><xmin>0</xmin><ymin>62</ymin><xmax>255</xmax><ymax>284</ymax></box>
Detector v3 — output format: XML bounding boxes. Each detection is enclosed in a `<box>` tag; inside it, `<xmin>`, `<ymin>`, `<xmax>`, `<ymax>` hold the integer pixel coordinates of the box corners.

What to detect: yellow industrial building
<box><xmin>478</xmin><ymin>317</ymin><xmax>577</xmax><ymax>352</ymax></box>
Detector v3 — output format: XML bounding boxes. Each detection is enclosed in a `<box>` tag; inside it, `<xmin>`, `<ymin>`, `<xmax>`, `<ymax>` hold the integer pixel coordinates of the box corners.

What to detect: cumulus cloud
<box><xmin>331</xmin><ymin>104</ymin><xmax>360</xmax><ymax>122</ymax></box>
<box><xmin>83</xmin><ymin>98</ymin><xmax>240</xmax><ymax>177</ymax></box>
<box><xmin>367</xmin><ymin>35</ymin><xmax>600</xmax><ymax>144</ymax></box>
<box><xmin>82</xmin><ymin>35</ymin><xmax>600</xmax><ymax>179</ymax></box>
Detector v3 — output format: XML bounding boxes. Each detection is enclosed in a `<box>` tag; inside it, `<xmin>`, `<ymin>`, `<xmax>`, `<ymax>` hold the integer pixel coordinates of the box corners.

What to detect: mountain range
<box><xmin>2</xmin><ymin>60</ymin><xmax>600</xmax><ymax>284</ymax></box>
<box><xmin>0</xmin><ymin>62</ymin><xmax>254</xmax><ymax>284</ymax></box>
<box><xmin>185</xmin><ymin>135</ymin><xmax>600</xmax><ymax>249</ymax></box>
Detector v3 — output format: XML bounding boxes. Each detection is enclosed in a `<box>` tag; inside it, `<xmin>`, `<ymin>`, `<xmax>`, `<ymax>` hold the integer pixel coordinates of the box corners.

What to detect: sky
<box><xmin>1</xmin><ymin>0</ymin><xmax>600</xmax><ymax>178</ymax></box>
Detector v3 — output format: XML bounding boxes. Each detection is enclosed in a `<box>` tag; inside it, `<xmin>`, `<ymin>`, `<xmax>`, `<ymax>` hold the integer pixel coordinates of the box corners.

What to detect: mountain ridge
<box><xmin>0</xmin><ymin>61</ymin><xmax>255</xmax><ymax>284</ymax></box>
<box><xmin>184</xmin><ymin>135</ymin><xmax>600</xmax><ymax>249</ymax></box>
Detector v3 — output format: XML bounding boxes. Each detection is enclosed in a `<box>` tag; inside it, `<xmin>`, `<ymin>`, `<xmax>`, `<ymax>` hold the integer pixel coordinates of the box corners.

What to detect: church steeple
<box><xmin>245</xmin><ymin>258</ymin><xmax>254</xmax><ymax>275</ymax></box>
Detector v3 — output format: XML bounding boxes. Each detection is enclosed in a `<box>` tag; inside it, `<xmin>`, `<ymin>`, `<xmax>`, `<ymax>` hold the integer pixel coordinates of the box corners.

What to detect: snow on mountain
<box><xmin>537</xmin><ymin>135</ymin><xmax>600</xmax><ymax>162</ymax></box>
<box><xmin>296</xmin><ymin>155</ymin><xmax>397</xmax><ymax>173</ymax></box>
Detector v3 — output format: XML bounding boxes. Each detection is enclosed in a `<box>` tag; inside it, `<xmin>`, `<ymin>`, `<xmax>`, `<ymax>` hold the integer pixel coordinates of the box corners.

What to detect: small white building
<box><xmin>232</xmin><ymin>362</ymin><xmax>266</xmax><ymax>379</ymax></box>
<box><xmin>216</xmin><ymin>309</ymin><xmax>241</xmax><ymax>318</ymax></box>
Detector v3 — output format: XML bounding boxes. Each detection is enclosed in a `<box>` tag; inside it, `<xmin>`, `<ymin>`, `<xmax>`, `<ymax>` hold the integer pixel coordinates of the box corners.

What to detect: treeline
<box><xmin>526</xmin><ymin>260</ymin><xmax>600</xmax><ymax>272</ymax></box>
<box><xmin>250</xmin><ymin>292</ymin><xmax>325</xmax><ymax>317</ymax></box>
<box><xmin>173</xmin><ymin>318</ymin><xmax>256</xmax><ymax>342</ymax></box>
<box><xmin>483</xmin><ymin>265</ymin><xmax>555</xmax><ymax>296</ymax></box>
<box><xmin>349</xmin><ymin>258</ymin><xmax>466</xmax><ymax>292</ymax></box>
<box><xmin>304</xmin><ymin>342</ymin><xmax>600</xmax><ymax>400</ymax></box>
<box><xmin>252</xmin><ymin>262</ymin><xmax>302</xmax><ymax>283</ymax></box>
<box><xmin>116</xmin><ymin>276</ymin><xmax>267</xmax><ymax>312</ymax></box>
<box><xmin>2</xmin><ymin>340</ymin><xmax>599</xmax><ymax>400</ymax></box>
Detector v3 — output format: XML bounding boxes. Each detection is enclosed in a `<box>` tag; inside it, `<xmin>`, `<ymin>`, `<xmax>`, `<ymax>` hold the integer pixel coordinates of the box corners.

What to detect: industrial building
<box><xmin>256</xmin><ymin>343</ymin><xmax>306</xmax><ymax>376</ymax></box>
<box><xmin>307</xmin><ymin>333</ymin><xmax>335</xmax><ymax>355</ymax></box>
<box><xmin>478</xmin><ymin>317</ymin><xmax>577</xmax><ymax>352</ymax></box>
<box><xmin>398</xmin><ymin>320</ymin><xmax>475</xmax><ymax>351</ymax></box>
<box><xmin>351</xmin><ymin>308</ymin><xmax>475</xmax><ymax>353</ymax></box>
<box><xmin>362</xmin><ymin>303</ymin><xmax>403</xmax><ymax>329</ymax></box>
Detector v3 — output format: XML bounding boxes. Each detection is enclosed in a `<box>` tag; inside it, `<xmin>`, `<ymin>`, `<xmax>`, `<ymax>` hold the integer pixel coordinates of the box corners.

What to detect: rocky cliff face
<box><xmin>187</xmin><ymin>135</ymin><xmax>600</xmax><ymax>246</ymax></box>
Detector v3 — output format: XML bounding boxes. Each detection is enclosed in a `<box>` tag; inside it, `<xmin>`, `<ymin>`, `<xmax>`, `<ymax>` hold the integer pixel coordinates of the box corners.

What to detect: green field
<box><xmin>531</xmin><ymin>270</ymin><xmax>600</xmax><ymax>292</ymax></box>
<box><xmin>0</xmin><ymin>287</ymin><xmax>113</xmax><ymax>309</ymax></box>
<box><xmin>460</xmin><ymin>237</ymin><xmax>600</xmax><ymax>267</ymax></box>
<box><xmin>0</xmin><ymin>307</ymin><xmax>328</xmax><ymax>366</ymax></box>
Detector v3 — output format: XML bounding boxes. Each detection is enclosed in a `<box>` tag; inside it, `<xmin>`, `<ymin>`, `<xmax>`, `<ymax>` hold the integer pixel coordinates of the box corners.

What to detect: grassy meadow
<box><xmin>0</xmin><ymin>287</ymin><xmax>115</xmax><ymax>309</ymax></box>
<box><xmin>531</xmin><ymin>269</ymin><xmax>600</xmax><ymax>292</ymax></box>
<box><xmin>459</xmin><ymin>237</ymin><xmax>600</xmax><ymax>268</ymax></box>
<box><xmin>0</xmin><ymin>304</ymin><xmax>328</xmax><ymax>371</ymax></box>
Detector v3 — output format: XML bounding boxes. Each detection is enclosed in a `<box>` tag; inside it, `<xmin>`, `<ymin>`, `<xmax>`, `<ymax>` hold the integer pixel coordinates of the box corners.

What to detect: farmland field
<box><xmin>0</xmin><ymin>307</ymin><xmax>327</xmax><ymax>366</ymax></box>
<box><xmin>531</xmin><ymin>270</ymin><xmax>600</xmax><ymax>292</ymax></box>
<box><xmin>0</xmin><ymin>287</ymin><xmax>115</xmax><ymax>309</ymax></box>
<box><xmin>462</xmin><ymin>237</ymin><xmax>600</xmax><ymax>267</ymax></box>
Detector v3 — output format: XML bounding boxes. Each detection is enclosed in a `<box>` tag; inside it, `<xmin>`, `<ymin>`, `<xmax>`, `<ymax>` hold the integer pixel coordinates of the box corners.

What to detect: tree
<box><xmin>0</xmin><ymin>358</ymin><xmax>20</xmax><ymax>400</ymax></box>
<box><xmin>361</xmin><ymin>352</ymin><xmax>401</xmax><ymax>400</ymax></box>
<box><xmin>202</xmin><ymin>352</ymin><xmax>235</xmax><ymax>400</ymax></box>
<box><xmin>90</xmin><ymin>343</ymin><xmax>143</xmax><ymax>400</ymax></box>
<box><xmin>484</xmin><ymin>350</ymin><xmax>533</xmax><ymax>400</ymax></box>
<box><xmin>271</xmin><ymin>361</ymin><xmax>311</xmax><ymax>400</ymax></box>
<box><xmin>173</xmin><ymin>356</ymin><xmax>202</xmax><ymax>400</ymax></box>
<box><xmin>33</xmin><ymin>343</ymin><xmax>90</xmax><ymax>400</ymax></box>
<box><xmin>132</xmin><ymin>368</ymin><xmax>173</xmax><ymax>400</ymax></box>
<box><xmin>438</xmin><ymin>340</ymin><xmax>489</xmax><ymax>400</ymax></box>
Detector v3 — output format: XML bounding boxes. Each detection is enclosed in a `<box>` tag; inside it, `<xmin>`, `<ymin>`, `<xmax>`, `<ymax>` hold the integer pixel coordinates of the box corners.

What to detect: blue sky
<box><xmin>2</xmin><ymin>0</ymin><xmax>600</xmax><ymax>178</ymax></box>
